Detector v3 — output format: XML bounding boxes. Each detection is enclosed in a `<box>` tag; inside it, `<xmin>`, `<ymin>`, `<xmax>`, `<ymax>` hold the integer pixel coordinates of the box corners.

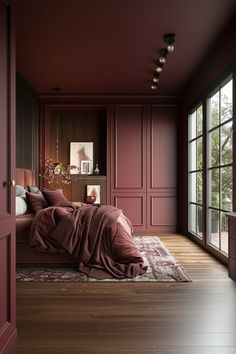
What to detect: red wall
<box><xmin>179</xmin><ymin>17</ymin><xmax>236</xmax><ymax>234</ymax></box>
<box><xmin>40</xmin><ymin>97</ymin><xmax>178</xmax><ymax>232</ymax></box>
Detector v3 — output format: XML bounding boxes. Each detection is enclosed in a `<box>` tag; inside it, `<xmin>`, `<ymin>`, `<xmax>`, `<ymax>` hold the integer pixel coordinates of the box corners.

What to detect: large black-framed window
<box><xmin>206</xmin><ymin>77</ymin><xmax>233</xmax><ymax>255</ymax></box>
<box><xmin>188</xmin><ymin>104</ymin><xmax>203</xmax><ymax>238</ymax></box>
<box><xmin>188</xmin><ymin>74</ymin><xmax>233</xmax><ymax>258</ymax></box>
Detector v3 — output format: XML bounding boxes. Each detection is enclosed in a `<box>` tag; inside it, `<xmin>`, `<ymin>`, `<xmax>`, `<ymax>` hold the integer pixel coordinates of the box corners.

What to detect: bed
<box><xmin>16</xmin><ymin>168</ymin><xmax>147</xmax><ymax>279</ymax></box>
<box><xmin>16</xmin><ymin>168</ymin><xmax>78</xmax><ymax>264</ymax></box>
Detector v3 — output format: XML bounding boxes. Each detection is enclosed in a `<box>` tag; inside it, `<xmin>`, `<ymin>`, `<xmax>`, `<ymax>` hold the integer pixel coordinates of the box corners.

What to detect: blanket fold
<box><xmin>30</xmin><ymin>204</ymin><xmax>147</xmax><ymax>279</ymax></box>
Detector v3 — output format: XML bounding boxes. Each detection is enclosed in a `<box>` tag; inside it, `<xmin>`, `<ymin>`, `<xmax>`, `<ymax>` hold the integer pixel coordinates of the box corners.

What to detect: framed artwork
<box><xmin>87</xmin><ymin>185</ymin><xmax>100</xmax><ymax>204</ymax></box>
<box><xmin>80</xmin><ymin>160</ymin><xmax>92</xmax><ymax>175</ymax></box>
<box><xmin>70</xmin><ymin>142</ymin><xmax>93</xmax><ymax>174</ymax></box>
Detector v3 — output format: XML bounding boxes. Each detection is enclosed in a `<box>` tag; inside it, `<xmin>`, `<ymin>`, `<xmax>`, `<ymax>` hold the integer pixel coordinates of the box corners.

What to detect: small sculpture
<box><xmin>94</xmin><ymin>163</ymin><xmax>100</xmax><ymax>175</ymax></box>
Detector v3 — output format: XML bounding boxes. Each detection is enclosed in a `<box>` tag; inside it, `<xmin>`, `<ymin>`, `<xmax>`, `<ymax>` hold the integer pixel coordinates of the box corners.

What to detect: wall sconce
<box><xmin>151</xmin><ymin>33</ymin><xmax>175</xmax><ymax>90</ymax></box>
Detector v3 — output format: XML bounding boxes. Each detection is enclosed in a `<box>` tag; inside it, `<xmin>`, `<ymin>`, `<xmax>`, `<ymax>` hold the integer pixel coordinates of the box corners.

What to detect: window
<box><xmin>188</xmin><ymin>104</ymin><xmax>203</xmax><ymax>238</ymax></box>
<box><xmin>188</xmin><ymin>75</ymin><xmax>233</xmax><ymax>258</ymax></box>
<box><xmin>207</xmin><ymin>78</ymin><xmax>233</xmax><ymax>255</ymax></box>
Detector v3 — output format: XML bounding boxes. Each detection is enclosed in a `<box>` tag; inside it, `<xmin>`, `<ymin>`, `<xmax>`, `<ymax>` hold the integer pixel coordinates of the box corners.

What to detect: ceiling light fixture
<box><xmin>155</xmin><ymin>65</ymin><xmax>163</xmax><ymax>73</ymax></box>
<box><xmin>150</xmin><ymin>33</ymin><xmax>176</xmax><ymax>90</ymax></box>
<box><xmin>159</xmin><ymin>49</ymin><xmax>168</xmax><ymax>64</ymax></box>
<box><xmin>164</xmin><ymin>33</ymin><xmax>175</xmax><ymax>53</ymax></box>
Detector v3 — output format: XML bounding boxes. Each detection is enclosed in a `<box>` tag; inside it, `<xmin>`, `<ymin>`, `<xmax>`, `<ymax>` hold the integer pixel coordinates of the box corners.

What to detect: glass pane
<box><xmin>189</xmin><ymin>111</ymin><xmax>196</xmax><ymax>140</ymax></box>
<box><xmin>208</xmin><ymin>209</ymin><xmax>220</xmax><ymax>248</ymax></box>
<box><xmin>221</xmin><ymin>79</ymin><xmax>233</xmax><ymax>123</ymax></box>
<box><xmin>209</xmin><ymin>91</ymin><xmax>219</xmax><ymax>129</ymax></box>
<box><xmin>189</xmin><ymin>172</ymin><xmax>196</xmax><ymax>203</ymax></box>
<box><xmin>197</xmin><ymin>172</ymin><xmax>203</xmax><ymax>204</ymax></box>
<box><xmin>189</xmin><ymin>140</ymin><xmax>196</xmax><ymax>171</ymax></box>
<box><xmin>209</xmin><ymin>128</ymin><xmax>219</xmax><ymax>167</ymax></box>
<box><xmin>221</xmin><ymin>121</ymin><xmax>233</xmax><ymax>165</ymax></box>
<box><xmin>210</xmin><ymin>169</ymin><xmax>219</xmax><ymax>208</ymax></box>
<box><xmin>197</xmin><ymin>105</ymin><xmax>203</xmax><ymax>135</ymax></box>
<box><xmin>221</xmin><ymin>166</ymin><xmax>233</xmax><ymax>211</ymax></box>
<box><xmin>220</xmin><ymin>212</ymin><xmax>228</xmax><ymax>254</ymax></box>
<box><xmin>188</xmin><ymin>203</ymin><xmax>196</xmax><ymax>234</ymax></box>
<box><xmin>197</xmin><ymin>137</ymin><xmax>203</xmax><ymax>170</ymax></box>
<box><xmin>197</xmin><ymin>205</ymin><xmax>203</xmax><ymax>238</ymax></box>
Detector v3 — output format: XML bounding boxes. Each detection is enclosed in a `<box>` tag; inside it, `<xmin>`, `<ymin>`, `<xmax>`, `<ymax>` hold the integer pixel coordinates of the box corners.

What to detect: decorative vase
<box><xmin>94</xmin><ymin>163</ymin><xmax>100</xmax><ymax>175</ymax></box>
<box><xmin>86</xmin><ymin>195</ymin><xmax>96</xmax><ymax>204</ymax></box>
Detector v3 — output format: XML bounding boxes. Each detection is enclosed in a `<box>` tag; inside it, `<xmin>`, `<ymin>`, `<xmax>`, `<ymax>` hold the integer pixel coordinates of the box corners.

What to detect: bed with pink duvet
<box><xmin>16</xmin><ymin>168</ymin><xmax>147</xmax><ymax>279</ymax></box>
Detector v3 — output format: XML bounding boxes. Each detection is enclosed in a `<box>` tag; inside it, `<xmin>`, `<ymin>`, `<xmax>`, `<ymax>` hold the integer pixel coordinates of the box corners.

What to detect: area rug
<box><xmin>16</xmin><ymin>236</ymin><xmax>191</xmax><ymax>282</ymax></box>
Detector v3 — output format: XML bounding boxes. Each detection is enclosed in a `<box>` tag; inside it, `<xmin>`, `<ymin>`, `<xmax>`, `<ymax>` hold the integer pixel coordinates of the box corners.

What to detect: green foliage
<box><xmin>194</xmin><ymin>91</ymin><xmax>233</xmax><ymax>211</ymax></box>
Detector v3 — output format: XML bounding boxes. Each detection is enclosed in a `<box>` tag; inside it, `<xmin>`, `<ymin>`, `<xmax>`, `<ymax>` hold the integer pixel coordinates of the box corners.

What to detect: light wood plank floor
<box><xmin>10</xmin><ymin>234</ymin><xmax>236</xmax><ymax>354</ymax></box>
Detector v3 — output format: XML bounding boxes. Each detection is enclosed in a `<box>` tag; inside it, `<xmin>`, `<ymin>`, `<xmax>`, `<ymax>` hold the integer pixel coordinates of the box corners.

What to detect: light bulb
<box><xmin>155</xmin><ymin>66</ymin><xmax>162</xmax><ymax>73</ymax></box>
<box><xmin>159</xmin><ymin>57</ymin><xmax>166</xmax><ymax>64</ymax></box>
<box><xmin>151</xmin><ymin>84</ymin><xmax>157</xmax><ymax>90</ymax></box>
<box><xmin>167</xmin><ymin>44</ymin><xmax>174</xmax><ymax>53</ymax></box>
<box><xmin>153</xmin><ymin>77</ymin><xmax>159</xmax><ymax>83</ymax></box>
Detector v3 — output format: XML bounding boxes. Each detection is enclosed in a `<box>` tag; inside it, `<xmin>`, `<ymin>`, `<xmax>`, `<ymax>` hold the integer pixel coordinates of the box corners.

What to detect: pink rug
<box><xmin>16</xmin><ymin>236</ymin><xmax>191</xmax><ymax>282</ymax></box>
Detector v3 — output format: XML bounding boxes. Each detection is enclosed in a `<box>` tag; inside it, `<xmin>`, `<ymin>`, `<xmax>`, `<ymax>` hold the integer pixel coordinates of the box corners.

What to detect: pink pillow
<box><xmin>26</xmin><ymin>191</ymin><xmax>44</xmax><ymax>213</ymax></box>
<box><xmin>42</xmin><ymin>189</ymin><xmax>69</xmax><ymax>206</ymax></box>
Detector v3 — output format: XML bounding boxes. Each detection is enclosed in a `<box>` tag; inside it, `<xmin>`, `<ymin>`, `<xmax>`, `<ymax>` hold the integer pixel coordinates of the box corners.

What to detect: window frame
<box><xmin>187</xmin><ymin>72</ymin><xmax>234</xmax><ymax>263</ymax></box>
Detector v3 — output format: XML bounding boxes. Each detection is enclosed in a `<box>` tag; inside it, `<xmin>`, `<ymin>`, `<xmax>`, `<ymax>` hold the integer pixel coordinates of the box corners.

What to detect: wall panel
<box><xmin>112</xmin><ymin>105</ymin><xmax>146</xmax><ymax>191</ymax></box>
<box><xmin>148</xmin><ymin>105</ymin><xmax>177</xmax><ymax>191</ymax></box>
<box><xmin>147</xmin><ymin>194</ymin><xmax>176</xmax><ymax>231</ymax></box>
<box><xmin>110</xmin><ymin>103</ymin><xmax>177</xmax><ymax>232</ymax></box>
<box><xmin>16</xmin><ymin>74</ymin><xmax>39</xmax><ymax>176</ymax></box>
<box><xmin>112</xmin><ymin>194</ymin><xmax>146</xmax><ymax>230</ymax></box>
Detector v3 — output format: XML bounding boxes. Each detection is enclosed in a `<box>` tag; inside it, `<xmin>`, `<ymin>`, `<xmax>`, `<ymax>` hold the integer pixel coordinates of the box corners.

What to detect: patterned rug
<box><xmin>16</xmin><ymin>236</ymin><xmax>191</xmax><ymax>282</ymax></box>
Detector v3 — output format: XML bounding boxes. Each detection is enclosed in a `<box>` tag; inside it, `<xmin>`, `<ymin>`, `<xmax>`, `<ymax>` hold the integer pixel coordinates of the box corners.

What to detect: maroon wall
<box><xmin>40</xmin><ymin>96</ymin><xmax>178</xmax><ymax>232</ymax></box>
<box><xmin>179</xmin><ymin>18</ymin><xmax>236</xmax><ymax>234</ymax></box>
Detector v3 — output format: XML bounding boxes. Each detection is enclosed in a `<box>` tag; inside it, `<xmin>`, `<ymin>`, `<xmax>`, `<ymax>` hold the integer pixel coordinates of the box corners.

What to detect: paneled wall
<box><xmin>110</xmin><ymin>105</ymin><xmax>147</xmax><ymax>230</ymax></box>
<box><xmin>39</xmin><ymin>98</ymin><xmax>178</xmax><ymax>232</ymax></box>
<box><xmin>147</xmin><ymin>105</ymin><xmax>177</xmax><ymax>230</ymax></box>
<box><xmin>41</xmin><ymin>105</ymin><xmax>107</xmax><ymax>202</ymax></box>
<box><xmin>110</xmin><ymin>104</ymin><xmax>177</xmax><ymax>232</ymax></box>
<box><xmin>16</xmin><ymin>73</ymin><xmax>39</xmax><ymax>176</ymax></box>
<box><xmin>42</xmin><ymin>106</ymin><xmax>107</xmax><ymax>174</ymax></box>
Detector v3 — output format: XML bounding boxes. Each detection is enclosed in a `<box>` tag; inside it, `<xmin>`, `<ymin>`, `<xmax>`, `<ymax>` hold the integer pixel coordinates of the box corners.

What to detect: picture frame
<box><xmin>70</xmin><ymin>142</ymin><xmax>93</xmax><ymax>174</ymax></box>
<box><xmin>87</xmin><ymin>185</ymin><xmax>100</xmax><ymax>204</ymax></box>
<box><xmin>80</xmin><ymin>160</ymin><xmax>92</xmax><ymax>175</ymax></box>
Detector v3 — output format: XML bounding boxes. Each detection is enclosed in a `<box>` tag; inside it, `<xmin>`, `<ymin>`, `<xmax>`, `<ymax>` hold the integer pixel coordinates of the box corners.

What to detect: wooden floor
<box><xmin>10</xmin><ymin>234</ymin><xmax>236</xmax><ymax>354</ymax></box>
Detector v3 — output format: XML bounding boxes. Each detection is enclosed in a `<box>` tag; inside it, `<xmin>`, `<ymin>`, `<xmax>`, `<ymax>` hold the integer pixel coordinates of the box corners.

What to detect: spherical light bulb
<box><xmin>155</xmin><ymin>66</ymin><xmax>162</xmax><ymax>73</ymax></box>
<box><xmin>159</xmin><ymin>57</ymin><xmax>166</xmax><ymax>64</ymax></box>
<box><xmin>153</xmin><ymin>77</ymin><xmax>159</xmax><ymax>83</ymax></box>
<box><xmin>167</xmin><ymin>44</ymin><xmax>174</xmax><ymax>53</ymax></box>
<box><xmin>151</xmin><ymin>84</ymin><xmax>157</xmax><ymax>90</ymax></box>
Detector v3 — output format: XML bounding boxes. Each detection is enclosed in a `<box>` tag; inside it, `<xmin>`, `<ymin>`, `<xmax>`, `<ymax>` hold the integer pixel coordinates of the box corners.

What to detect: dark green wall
<box><xmin>16</xmin><ymin>73</ymin><xmax>39</xmax><ymax>179</ymax></box>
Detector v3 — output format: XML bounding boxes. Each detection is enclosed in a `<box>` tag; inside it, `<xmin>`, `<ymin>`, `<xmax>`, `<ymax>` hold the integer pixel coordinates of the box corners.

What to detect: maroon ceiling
<box><xmin>15</xmin><ymin>0</ymin><xmax>236</xmax><ymax>95</ymax></box>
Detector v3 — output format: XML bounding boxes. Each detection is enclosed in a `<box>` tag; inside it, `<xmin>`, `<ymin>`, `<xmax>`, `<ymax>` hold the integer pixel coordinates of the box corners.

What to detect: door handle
<box><xmin>9</xmin><ymin>179</ymin><xmax>16</xmax><ymax>187</ymax></box>
<box><xmin>2</xmin><ymin>179</ymin><xmax>16</xmax><ymax>187</ymax></box>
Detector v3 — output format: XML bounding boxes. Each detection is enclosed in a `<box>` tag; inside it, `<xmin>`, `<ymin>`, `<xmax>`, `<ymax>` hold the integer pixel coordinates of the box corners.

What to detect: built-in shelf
<box><xmin>70</xmin><ymin>175</ymin><xmax>107</xmax><ymax>204</ymax></box>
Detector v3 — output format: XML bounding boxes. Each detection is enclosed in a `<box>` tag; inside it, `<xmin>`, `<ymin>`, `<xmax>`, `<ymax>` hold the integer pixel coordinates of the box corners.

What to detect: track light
<box><xmin>159</xmin><ymin>49</ymin><xmax>168</xmax><ymax>64</ymax></box>
<box><xmin>155</xmin><ymin>65</ymin><xmax>163</xmax><ymax>73</ymax></box>
<box><xmin>164</xmin><ymin>33</ymin><xmax>175</xmax><ymax>52</ymax></box>
<box><xmin>150</xmin><ymin>33</ymin><xmax>175</xmax><ymax>90</ymax></box>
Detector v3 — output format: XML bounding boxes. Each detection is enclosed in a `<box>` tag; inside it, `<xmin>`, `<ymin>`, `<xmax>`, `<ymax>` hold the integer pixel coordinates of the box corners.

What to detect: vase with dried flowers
<box><xmin>39</xmin><ymin>157</ymin><xmax>79</xmax><ymax>187</ymax></box>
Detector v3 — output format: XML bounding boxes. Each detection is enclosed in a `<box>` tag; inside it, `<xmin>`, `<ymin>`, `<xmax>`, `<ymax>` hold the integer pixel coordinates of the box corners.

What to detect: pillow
<box><xmin>27</xmin><ymin>185</ymin><xmax>39</xmax><ymax>193</ymax></box>
<box><xmin>16</xmin><ymin>184</ymin><xmax>26</xmax><ymax>197</ymax></box>
<box><xmin>27</xmin><ymin>185</ymin><xmax>48</xmax><ymax>207</ymax></box>
<box><xmin>26</xmin><ymin>191</ymin><xmax>45</xmax><ymax>213</ymax></box>
<box><xmin>42</xmin><ymin>189</ymin><xmax>69</xmax><ymax>206</ymax></box>
<box><xmin>16</xmin><ymin>196</ymin><xmax>28</xmax><ymax>216</ymax></box>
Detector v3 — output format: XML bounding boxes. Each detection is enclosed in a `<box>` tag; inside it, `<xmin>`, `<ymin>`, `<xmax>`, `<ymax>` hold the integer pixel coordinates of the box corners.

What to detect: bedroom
<box><xmin>1</xmin><ymin>0</ymin><xmax>236</xmax><ymax>353</ymax></box>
